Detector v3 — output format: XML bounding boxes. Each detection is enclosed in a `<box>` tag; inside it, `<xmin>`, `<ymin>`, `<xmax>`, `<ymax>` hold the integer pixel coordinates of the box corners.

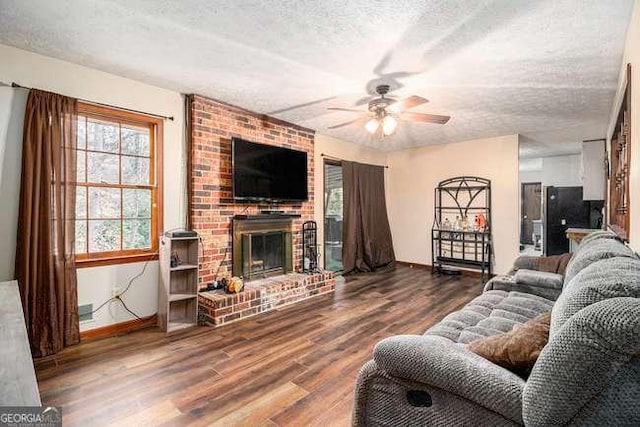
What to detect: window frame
<box><xmin>75</xmin><ymin>102</ymin><xmax>163</xmax><ymax>268</ymax></box>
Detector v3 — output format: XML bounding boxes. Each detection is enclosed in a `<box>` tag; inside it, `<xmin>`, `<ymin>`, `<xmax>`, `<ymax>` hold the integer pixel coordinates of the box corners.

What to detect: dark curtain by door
<box><xmin>15</xmin><ymin>89</ymin><xmax>80</xmax><ymax>357</ymax></box>
<box><xmin>342</xmin><ymin>161</ymin><xmax>395</xmax><ymax>273</ymax></box>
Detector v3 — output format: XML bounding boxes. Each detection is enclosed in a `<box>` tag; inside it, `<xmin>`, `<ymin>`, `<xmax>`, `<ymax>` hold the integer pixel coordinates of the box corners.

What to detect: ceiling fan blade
<box><xmin>327</xmin><ymin>117</ymin><xmax>367</xmax><ymax>129</ymax></box>
<box><xmin>389</xmin><ymin>95</ymin><xmax>429</xmax><ymax>112</ymax></box>
<box><xmin>354</xmin><ymin>96</ymin><xmax>372</xmax><ymax>106</ymax></box>
<box><xmin>402</xmin><ymin>111</ymin><xmax>450</xmax><ymax>124</ymax></box>
<box><xmin>268</xmin><ymin>96</ymin><xmax>337</xmax><ymax>115</ymax></box>
<box><xmin>327</xmin><ymin>107</ymin><xmax>365</xmax><ymax>113</ymax></box>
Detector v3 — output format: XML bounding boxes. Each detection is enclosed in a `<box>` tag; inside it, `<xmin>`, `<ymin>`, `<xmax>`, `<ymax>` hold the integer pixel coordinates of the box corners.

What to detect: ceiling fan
<box><xmin>327</xmin><ymin>85</ymin><xmax>450</xmax><ymax>136</ymax></box>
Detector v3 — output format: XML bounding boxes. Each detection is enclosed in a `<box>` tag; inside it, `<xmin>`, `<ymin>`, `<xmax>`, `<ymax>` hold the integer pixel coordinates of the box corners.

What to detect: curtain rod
<box><xmin>321</xmin><ymin>153</ymin><xmax>389</xmax><ymax>169</ymax></box>
<box><xmin>7</xmin><ymin>82</ymin><xmax>175</xmax><ymax>121</ymax></box>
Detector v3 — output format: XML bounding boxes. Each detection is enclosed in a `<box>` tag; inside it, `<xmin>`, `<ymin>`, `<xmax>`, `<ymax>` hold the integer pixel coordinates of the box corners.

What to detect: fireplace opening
<box><xmin>246</xmin><ymin>232</ymin><xmax>285</xmax><ymax>274</ymax></box>
<box><xmin>233</xmin><ymin>218</ymin><xmax>293</xmax><ymax>280</ymax></box>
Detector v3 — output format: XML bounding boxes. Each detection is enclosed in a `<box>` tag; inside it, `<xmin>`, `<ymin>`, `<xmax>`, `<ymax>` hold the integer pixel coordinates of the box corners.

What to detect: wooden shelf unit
<box><xmin>158</xmin><ymin>235</ymin><xmax>199</xmax><ymax>333</ymax></box>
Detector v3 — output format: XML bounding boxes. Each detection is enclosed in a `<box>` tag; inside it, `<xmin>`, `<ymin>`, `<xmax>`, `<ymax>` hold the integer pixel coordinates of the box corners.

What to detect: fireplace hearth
<box><xmin>232</xmin><ymin>217</ymin><xmax>293</xmax><ymax>280</ymax></box>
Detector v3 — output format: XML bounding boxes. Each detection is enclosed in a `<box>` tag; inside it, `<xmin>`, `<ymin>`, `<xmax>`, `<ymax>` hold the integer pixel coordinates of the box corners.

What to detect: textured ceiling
<box><xmin>0</xmin><ymin>0</ymin><xmax>634</xmax><ymax>152</ymax></box>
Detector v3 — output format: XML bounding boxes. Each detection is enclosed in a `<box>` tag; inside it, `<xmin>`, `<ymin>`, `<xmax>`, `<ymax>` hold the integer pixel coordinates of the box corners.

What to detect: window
<box><xmin>324</xmin><ymin>160</ymin><xmax>343</xmax><ymax>272</ymax></box>
<box><xmin>75</xmin><ymin>103</ymin><xmax>163</xmax><ymax>267</ymax></box>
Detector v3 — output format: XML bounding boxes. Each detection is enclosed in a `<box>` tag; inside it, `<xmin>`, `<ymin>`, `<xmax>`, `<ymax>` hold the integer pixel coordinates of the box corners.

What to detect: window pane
<box><xmin>123</xmin><ymin>189</ymin><xmax>151</xmax><ymax>218</ymax></box>
<box><xmin>89</xmin><ymin>220</ymin><xmax>121</xmax><ymax>252</ymax></box>
<box><xmin>123</xmin><ymin>219</ymin><xmax>151</xmax><ymax>250</ymax></box>
<box><xmin>87</xmin><ymin>119</ymin><xmax>119</xmax><ymax>153</ymax></box>
<box><xmin>122</xmin><ymin>125</ymin><xmax>150</xmax><ymax>156</ymax></box>
<box><xmin>88</xmin><ymin>187</ymin><xmax>121</xmax><ymax>219</ymax></box>
<box><xmin>77</xmin><ymin>116</ymin><xmax>86</xmax><ymax>149</ymax></box>
<box><xmin>87</xmin><ymin>152</ymin><xmax>119</xmax><ymax>184</ymax></box>
<box><xmin>122</xmin><ymin>156</ymin><xmax>150</xmax><ymax>185</ymax></box>
<box><xmin>75</xmin><ymin>220</ymin><xmax>87</xmax><ymax>254</ymax></box>
<box><xmin>76</xmin><ymin>186</ymin><xmax>87</xmax><ymax>219</ymax></box>
<box><xmin>77</xmin><ymin>151</ymin><xmax>86</xmax><ymax>183</ymax></box>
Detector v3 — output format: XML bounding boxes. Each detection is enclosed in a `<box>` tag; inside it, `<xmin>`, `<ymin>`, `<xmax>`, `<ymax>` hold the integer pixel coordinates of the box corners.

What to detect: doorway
<box><xmin>521</xmin><ymin>182</ymin><xmax>542</xmax><ymax>250</ymax></box>
<box><xmin>324</xmin><ymin>160</ymin><xmax>343</xmax><ymax>271</ymax></box>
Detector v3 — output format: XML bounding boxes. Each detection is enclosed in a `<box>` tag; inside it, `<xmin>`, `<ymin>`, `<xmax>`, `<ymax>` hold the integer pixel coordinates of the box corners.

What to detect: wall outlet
<box><xmin>112</xmin><ymin>287</ymin><xmax>121</xmax><ymax>298</ymax></box>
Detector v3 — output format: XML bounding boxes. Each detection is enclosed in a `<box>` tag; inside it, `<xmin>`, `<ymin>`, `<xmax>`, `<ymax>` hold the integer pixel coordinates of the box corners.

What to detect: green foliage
<box><xmin>326</xmin><ymin>188</ymin><xmax>343</xmax><ymax>218</ymax></box>
<box><xmin>74</xmin><ymin>117</ymin><xmax>152</xmax><ymax>254</ymax></box>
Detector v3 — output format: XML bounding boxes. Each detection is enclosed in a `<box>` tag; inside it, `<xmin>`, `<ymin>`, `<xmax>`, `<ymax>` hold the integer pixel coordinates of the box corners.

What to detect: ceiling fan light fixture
<box><xmin>365</xmin><ymin>118</ymin><xmax>379</xmax><ymax>134</ymax></box>
<box><xmin>328</xmin><ymin>85</ymin><xmax>449</xmax><ymax>135</ymax></box>
<box><xmin>382</xmin><ymin>115</ymin><xmax>397</xmax><ymax>136</ymax></box>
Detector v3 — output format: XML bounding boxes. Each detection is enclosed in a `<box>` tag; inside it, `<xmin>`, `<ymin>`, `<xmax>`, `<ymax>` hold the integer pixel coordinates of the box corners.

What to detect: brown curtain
<box><xmin>15</xmin><ymin>89</ymin><xmax>80</xmax><ymax>357</ymax></box>
<box><xmin>342</xmin><ymin>161</ymin><xmax>395</xmax><ymax>273</ymax></box>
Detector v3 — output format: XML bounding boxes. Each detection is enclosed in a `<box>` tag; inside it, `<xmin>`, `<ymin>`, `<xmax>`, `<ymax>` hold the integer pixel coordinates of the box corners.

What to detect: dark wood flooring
<box><xmin>34</xmin><ymin>265</ymin><xmax>481</xmax><ymax>426</ymax></box>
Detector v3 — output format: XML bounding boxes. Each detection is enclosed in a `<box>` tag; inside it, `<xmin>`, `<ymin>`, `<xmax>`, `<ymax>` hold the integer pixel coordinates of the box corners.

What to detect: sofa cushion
<box><xmin>523</xmin><ymin>297</ymin><xmax>640</xmax><ymax>426</ymax></box>
<box><xmin>535</xmin><ymin>252</ymin><xmax>572</xmax><ymax>275</ymax></box>
<box><xmin>515</xmin><ymin>269</ymin><xmax>563</xmax><ymax>289</ymax></box>
<box><xmin>551</xmin><ymin>256</ymin><xmax>640</xmax><ymax>336</ymax></box>
<box><xmin>564</xmin><ymin>238</ymin><xmax>635</xmax><ymax>284</ymax></box>
<box><xmin>424</xmin><ymin>290</ymin><xmax>554</xmax><ymax>344</ymax></box>
<box><xmin>509</xmin><ymin>255</ymin><xmax>538</xmax><ymax>275</ymax></box>
<box><xmin>467</xmin><ymin>311</ymin><xmax>551</xmax><ymax>377</ymax></box>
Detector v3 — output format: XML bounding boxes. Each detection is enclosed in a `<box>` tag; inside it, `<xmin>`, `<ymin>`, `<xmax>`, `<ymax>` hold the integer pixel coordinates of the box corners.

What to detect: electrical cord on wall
<box><xmin>117</xmin><ymin>297</ymin><xmax>143</xmax><ymax>321</ymax></box>
<box><xmin>213</xmin><ymin>205</ymin><xmax>251</xmax><ymax>279</ymax></box>
<box><xmin>89</xmin><ymin>254</ymin><xmax>157</xmax><ymax>320</ymax></box>
<box><xmin>215</xmin><ymin>246</ymin><xmax>230</xmax><ymax>279</ymax></box>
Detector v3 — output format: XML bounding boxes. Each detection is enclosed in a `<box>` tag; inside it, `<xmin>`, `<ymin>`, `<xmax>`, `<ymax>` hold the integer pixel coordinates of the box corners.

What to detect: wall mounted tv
<box><xmin>232</xmin><ymin>137</ymin><xmax>308</xmax><ymax>202</ymax></box>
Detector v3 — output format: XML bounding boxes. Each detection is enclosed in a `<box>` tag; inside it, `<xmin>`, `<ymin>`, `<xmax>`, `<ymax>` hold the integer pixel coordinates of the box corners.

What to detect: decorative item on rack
<box><xmin>476</xmin><ymin>213</ymin><xmax>487</xmax><ymax>232</ymax></box>
<box><xmin>302</xmin><ymin>221</ymin><xmax>319</xmax><ymax>273</ymax></box>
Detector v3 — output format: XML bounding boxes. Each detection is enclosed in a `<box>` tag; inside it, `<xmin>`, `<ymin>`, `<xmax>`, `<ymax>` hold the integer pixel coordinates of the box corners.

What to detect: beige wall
<box><xmin>387</xmin><ymin>135</ymin><xmax>520</xmax><ymax>274</ymax></box>
<box><xmin>313</xmin><ymin>134</ymin><xmax>388</xmax><ymax>266</ymax></box>
<box><xmin>610</xmin><ymin>0</ymin><xmax>640</xmax><ymax>250</ymax></box>
<box><xmin>0</xmin><ymin>87</ymin><xmax>26</xmax><ymax>281</ymax></box>
<box><xmin>0</xmin><ymin>44</ymin><xmax>186</xmax><ymax>331</ymax></box>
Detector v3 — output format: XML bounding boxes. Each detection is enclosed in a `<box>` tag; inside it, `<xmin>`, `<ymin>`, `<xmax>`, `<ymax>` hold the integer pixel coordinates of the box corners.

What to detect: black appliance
<box><xmin>544</xmin><ymin>186</ymin><xmax>603</xmax><ymax>255</ymax></box>
<box><xmin>232</xmin><ymin>138</ymin><xmax>308</xmax><ymax>202</ymax></box>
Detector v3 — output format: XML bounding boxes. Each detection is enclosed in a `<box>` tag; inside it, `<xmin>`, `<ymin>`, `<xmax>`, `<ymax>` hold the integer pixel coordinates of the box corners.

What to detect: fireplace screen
<box><xmin>233</xmin><ymin>218</ymin><xmax>294</xmax><ymax>280</ymax></box>
<box><xmin>243</xmin><ymin>232</ymin><xmax>285</xmax><ymax>275</ymax></box>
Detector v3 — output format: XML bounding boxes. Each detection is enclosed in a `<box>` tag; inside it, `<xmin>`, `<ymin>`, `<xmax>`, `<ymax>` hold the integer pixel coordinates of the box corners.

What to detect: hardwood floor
<box><xmin>34</xmin><ymin>265</ymin><xmax>482</xmax><ymax>426</ymax></box>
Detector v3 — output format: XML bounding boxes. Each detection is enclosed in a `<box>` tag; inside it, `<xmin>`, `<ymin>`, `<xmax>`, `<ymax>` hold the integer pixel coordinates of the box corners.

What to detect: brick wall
<box><xmin>189</xmin><ymin>95</ymin><xmax>315</xmax><ymax>287</ymax></box>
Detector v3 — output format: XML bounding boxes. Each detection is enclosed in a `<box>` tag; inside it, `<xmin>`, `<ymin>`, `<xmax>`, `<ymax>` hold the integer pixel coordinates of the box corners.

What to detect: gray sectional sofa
<box><xmin>353</xmin><ymin>230</ymin><xmax>640</xmax><ymax>426</ymax></box>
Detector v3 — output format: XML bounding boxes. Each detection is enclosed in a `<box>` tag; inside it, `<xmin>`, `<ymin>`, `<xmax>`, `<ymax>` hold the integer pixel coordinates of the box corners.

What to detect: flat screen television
<box><xmin>232</xmin><ymin>137</ymin><xmax>308</xmax><ymax>202</ymax></box>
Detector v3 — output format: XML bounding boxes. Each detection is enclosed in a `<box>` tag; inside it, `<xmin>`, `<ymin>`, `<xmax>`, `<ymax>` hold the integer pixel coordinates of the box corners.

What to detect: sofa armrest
<box><xmin>509</xmin><ymin>255</ymin><xmax>539</xmax><ymax>274</ymax></box>
<box><xmin>484</xmin><ymin>273</ymin><xmax>562</xmax><ymax>301</ymax></box>
<box><xmin>515</xmin><ymin>269</ymin><xmax>563</xmax><ymax>289</ymax></box>
<box><xmin>373</xmin><ymin>335</ymin><xmax>525</xmax><ymax>423</ymax></box>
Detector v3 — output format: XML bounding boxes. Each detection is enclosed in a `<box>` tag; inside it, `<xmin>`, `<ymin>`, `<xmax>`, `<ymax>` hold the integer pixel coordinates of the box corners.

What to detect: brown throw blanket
<box><xmin>536</xmin><ymin>253</ymin><xmax>573</xmax><ymax>276</ymax></box>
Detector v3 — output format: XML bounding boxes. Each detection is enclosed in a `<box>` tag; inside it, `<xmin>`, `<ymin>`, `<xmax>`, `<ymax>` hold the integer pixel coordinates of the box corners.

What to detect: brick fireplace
<box><xmin>188</xmin><ymin>95</ymin><xmax>315</xmax><ymax>288</ymax></box>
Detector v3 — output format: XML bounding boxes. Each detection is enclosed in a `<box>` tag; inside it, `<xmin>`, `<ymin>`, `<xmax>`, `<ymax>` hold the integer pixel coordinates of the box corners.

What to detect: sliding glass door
<box><xmin>324</xmin><ymin>161</ymin><xmax>343</xmax><ymax>271</ymax></box>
